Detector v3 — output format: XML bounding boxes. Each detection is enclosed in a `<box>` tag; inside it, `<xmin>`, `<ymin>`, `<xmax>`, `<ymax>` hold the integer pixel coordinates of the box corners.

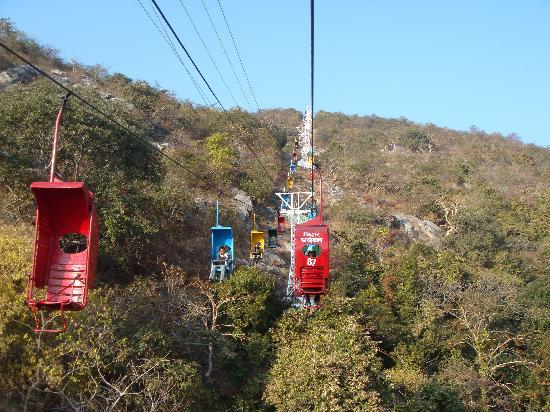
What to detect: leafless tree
<box><xmin>423</xmin><ymin>271</ymin><xmax>535</xmax><ymax>411</ymax></box>
<box><xmin>183</xmin><ymin>279</ymin><xmax>244</xmax><ymax>378</ymax></box>
<box><xmin>436</xmin><ymin>196</ymin><xmax>462</xmax><ymax>236</ymax></box>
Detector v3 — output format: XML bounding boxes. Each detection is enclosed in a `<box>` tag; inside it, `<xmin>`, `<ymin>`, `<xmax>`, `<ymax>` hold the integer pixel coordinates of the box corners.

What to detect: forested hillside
<box><xmin>1</xmin><ymin>20</ymin><xmax>548</xmax><ymax>411</ymax></box>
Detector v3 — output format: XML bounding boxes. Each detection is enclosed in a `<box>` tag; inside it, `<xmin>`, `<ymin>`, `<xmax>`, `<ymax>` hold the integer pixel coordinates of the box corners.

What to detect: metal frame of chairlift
<box><xmin>275</xmin><ymin>191</ymin><xmax>313</xmax><ymax>297</ymax></box>
<box><xmin>249</xmin><ymin>213</ymin><xmax>264</xmax><ymax>264</ymax></box>
<box><xmin>209</xmin><ymin>201</ymin><xmax>234</xmax><ymax>281</ymax></box>
<box><xmin>26</xmin><ymin>93</ymin><xmax>99</xmax><ymax>333</ymax></box>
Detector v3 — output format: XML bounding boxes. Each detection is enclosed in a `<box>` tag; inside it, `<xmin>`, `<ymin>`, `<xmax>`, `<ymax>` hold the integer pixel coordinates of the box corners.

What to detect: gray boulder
<box><xmin>50</xmin><ymin>69</ymin><xmax>69</xmax><ymax>85</ymax></box>
<box><xmin>0</xmin><ymin>64</ymin><xmax>39</xmax><ymax>89</ymax></box>
<box><xmin>391</xmin><ymin>212</ymin><xmax>443</xmax><ymax>248</ymax></box>
<box><xmin>233</xmin><ymin>189</ymin><xmax>253</xmax><ymax>217</ymax></box>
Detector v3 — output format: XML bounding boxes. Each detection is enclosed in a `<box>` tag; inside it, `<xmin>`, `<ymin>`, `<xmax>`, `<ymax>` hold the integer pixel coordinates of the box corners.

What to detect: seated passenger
<box><xmin>304</xmin><ymin>294</ymin><xmax>320</xmax><ymax>307</ymax></box>
<box><xmin>213</xmin><ymin>246</ymin><xmax>228</xmax><ymax>265</ymax></box>
<box><xmin>252</xmin><ymin>242</ymin><xmax>263</xmax><ymax>260</ymax></box>
<box><xmin>223</xmin><ymin>245</ymin><xmax>231</xmax><ymax>260</ymax></box>
<box><xmin>211</xmin><ymin>246</ymin><xmax>232</xmax><ymax>281</ymax></box>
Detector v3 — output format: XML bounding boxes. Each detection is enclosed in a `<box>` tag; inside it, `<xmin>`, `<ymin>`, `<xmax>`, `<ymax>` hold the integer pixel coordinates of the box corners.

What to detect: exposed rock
<box><xmin>384</xmin><ymin>143</ymin><xmax>397</xmax><ymax>152</ymax></box>
<box><xmin>232</xmin><ymin>189</ymin><xmax>253</xmax><ymax>217</ymax></box>
<box><xmin>275</xmin><ymin>238</ymin><xmax>292</xmax><ymax>253</ymax></box>
<box><xmin>98</xmin><ymin>90</ymin><xmax>114</xmax><ymax>100</ymax></box>
<box><xmin>255</xmin><ymin>261</ymin><xmax>287</xmax><ymax>276</ymax></box>
<box><xmin>0</xmin><ymin>64</ymin><xmax>39</xmax><ymax>89</ymax></box>
<box><xmin>79</xmin><ymin>76</ymin><xmax>95</xmax><ymax>87</ymax></box>
<box><xmin>328</xmin><ymin>185</ymin><xmax>343</xmax><ymax>201</ymax></box>
<box><xmin>236</xmin><ymin>257</ymin><xmax>249</xmax><ymax>266</ymax></box>
<box><xmin>390</xmin><ymin>212</ymin><xmax>443</xmax><ymax>248</ymax></box>
<box><xmin>108</xmin><ymin>96</ymin><xmax>135</xmax><ymax>110</ymax></box>
<box><xmin>152</xmin><ymin>142</ymin><xmax>169</xmax><ymax>150</ymax></box>
<box><xmin>193</xmin><ymin>197</ymin><xmax>208</xmax><ymax>208</ymax></box>
<box><xmin>50</xmin><ymin>69</ymin><xmax>69</xmax><ymax>85</ymax></box>
<box><xmin>263</xmin><ymin>249</ymin><xmax>286</xmax><ymax>267</ymax></box>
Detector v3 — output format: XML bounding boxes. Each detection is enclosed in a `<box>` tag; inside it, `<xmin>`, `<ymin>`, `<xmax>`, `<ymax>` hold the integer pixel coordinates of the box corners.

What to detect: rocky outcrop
<box><xmin>233</xmin><ymin>189</ymin><xmax>253</xmax><ymax>217</ymax></box>
<box><xmin>387</xmin><ymin>213</ymin><xmax>443</xmax><ymax>248</ymax></box>
<box><xmin>50</xmin><ymin>69</ymin><xmax>69</xmax><ymax>85</ymax></box>
<box><xmin>328</xmin><ymin>185</ymin><xmax>343</xmax><ymax>201</ymax></box>
<box><xmin>0</xmin><ymin>64</ymin><xmax>38</xmax><ymax>89</ymax></box>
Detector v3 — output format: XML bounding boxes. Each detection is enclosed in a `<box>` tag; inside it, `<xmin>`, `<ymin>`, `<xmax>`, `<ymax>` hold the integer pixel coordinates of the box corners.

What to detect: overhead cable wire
<box><xmin>147</xmin><ymin>0</ymin><xmax>213</xmax><ymax>106</ymax></box>
<box><xmin>149</xmin><ymin>0</ymin><xmax>278</xmax><ymax>186</ymax></box>
<box><xmin>150</xmin><ymin>0</ymin><xmax>226</xmax><ymax>110</ymax></box>
<box><xmin>209</xmin><ymin>0</ymin><xmax>293</xmax><ymax>172</ymax></box>
<box><xmin>199</xmin><ymin>0</ymin><xmax>253</xmax><ymax>112</ymax></box>
<box><xmin>216</xmin><ymin>0</ymin><xmax>260</xmax><ymax>112</ymax></box>
<box><xmin>0</xmin><ymin>41</ymin><xmax>254</xmax><ymax>209</ymax></box>
<box><xmin>310</xmin><ymin>0</ymin><xmax>315</xmax><ymax>199</ymax></box>
<box><xmin>137</xmin><ymin>0</ymin><xmax>212</xmax><ymax>107</ymax></box>
<box><xmin>176</xmin><ymin>0</ymin><xmax>240</xmax><ymax>109</ymax></box>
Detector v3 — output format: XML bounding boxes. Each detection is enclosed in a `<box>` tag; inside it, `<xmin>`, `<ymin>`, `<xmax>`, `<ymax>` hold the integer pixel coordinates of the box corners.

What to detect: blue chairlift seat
<box><xmin>209</xmin><ymin>202</ymin><xmax>234</xmax><ymax>281</ymax></box>
<box><xmin>280</xmin><ymin>193</ymin><xmax>291</xmax><ymax>211</ymax></box>
<box><xmin>307</xmin><ymin>208</ymin><xmax>317</xmax><ymax>220</ymax></box>
<box><xmin>209</xmin><ymin>225</ymin><xmax>234</xmax><ymax>281</ymax></box>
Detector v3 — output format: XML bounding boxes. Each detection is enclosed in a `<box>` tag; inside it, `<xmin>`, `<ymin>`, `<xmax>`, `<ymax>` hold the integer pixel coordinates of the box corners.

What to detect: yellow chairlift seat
<box><xmin>249</xmin><ymin>213</ymin><xmax>264</xmax><ymax>261</ymax></box>
<box><xmin>250</xmin><ymin>230</ymin><xmax>264</xmax><ymax>260</ymax></box>
<box><xmin>287</xmin><ymin>175</ymin><xmax>294</xmax><ymax>190</ymax></box>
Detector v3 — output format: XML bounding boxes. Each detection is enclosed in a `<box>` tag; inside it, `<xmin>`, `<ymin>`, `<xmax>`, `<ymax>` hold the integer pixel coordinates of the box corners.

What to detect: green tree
<box><xmin>0</xmin><ymin>80</ymin><xmax>164</xmax><ymax>278</ymax></box>
<box><xmin>206</xmin><ymin>132</ymin><xmax>237</xmax><ymax>176</ymax></box>
<box><xmin>399</xmin><ymin>129</ymin><xmax>433</xmax><ymax>152</ymax></box>
<box><xmin>265</xmin><ymin>312</ymin><xmax>384</xmax><ymax>411</ymax></box>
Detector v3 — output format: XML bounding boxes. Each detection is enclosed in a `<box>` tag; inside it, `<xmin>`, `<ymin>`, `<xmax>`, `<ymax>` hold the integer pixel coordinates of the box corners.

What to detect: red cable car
<box><xmin>293</xmin><ymin>171</ymin><xmax>329</xmax><ymax>308</ymax></box>
<box><xmin>294</xmin><ymin>216</ymin><xmax>329</xmax><ymax>308</ymax></box>
<box><xmin>277</xmin><ymin>211</ymin><xmax>286</xmax><ymax>233</ymax></box>
<box><xmin>26</xmin><ymin>94</ymin><xmax>99</xmax><ymax>333</ymax></box>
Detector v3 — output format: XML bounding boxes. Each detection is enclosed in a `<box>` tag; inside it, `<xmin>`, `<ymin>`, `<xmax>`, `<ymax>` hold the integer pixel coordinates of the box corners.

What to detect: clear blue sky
<box><xmin>2</xmin><ymin>0</ymin><xmax>549</xmax><ymax>147</ymax></box>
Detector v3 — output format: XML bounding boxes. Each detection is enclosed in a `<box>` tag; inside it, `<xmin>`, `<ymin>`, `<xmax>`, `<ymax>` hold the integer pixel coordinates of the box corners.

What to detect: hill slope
<box><xmin>1</xmin><ymin>20</ymin><xmax>548</xmax><ymax>411</ymax></box>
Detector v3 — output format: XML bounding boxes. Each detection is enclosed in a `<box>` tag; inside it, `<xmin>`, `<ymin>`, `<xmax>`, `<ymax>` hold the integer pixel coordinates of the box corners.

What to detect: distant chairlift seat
<box><xmin>277</xmin><ymin>214</ymin><xmax>286</xmax><ymax>233</ymax></box>
<box><xmin>280</xmin><ymin>194</ymin><xmax>291</xmax><ymax>211</ymax></box>
<box><xmin>277</xmin><ymin>212</ymin><xmax>286</xmax><ymax>233</ymax></box>
<box><xmin>26</xmin><ymin>181</ymin><xmax>99</xmax><ymax>332</ymax></box>
<box><xmin>278</xmin><ymin>195</ymin><xmax>291</xmax><ymax>234</ymax></box>
<box><xmin>267</xmin><ymin>229</ymin><xmax>278</xmax><ymax>248</ymax></box>
<box><xmin>287</xmin><ymin>175</ymin><xmax>294</xmax><ymax>190</ymax></box>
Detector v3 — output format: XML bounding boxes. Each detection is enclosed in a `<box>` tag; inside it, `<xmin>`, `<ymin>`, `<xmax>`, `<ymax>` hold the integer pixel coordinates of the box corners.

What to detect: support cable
<box><xmin>137</xmin><ymin>0</ymin><xmax>212</xmax><ymax>106</ymax></box>
<box><xmin>149</xmin><ymin>0</ymin><xmax>278</xmax><ymax>186</ymax></box>
<box><xmin>199</xmin><ymin>0</ymin><xmax>253</xmax><ymax>112</ymax></box>
<box><xmin>216</xmin><ymin>0</ymin><xmax>260</xmax><ymax>112</ymax></box>
<box><xmin>177</xmin><ymin>0</ymin><xmax>241</xmax><ymax>109</ymax></box>
<box><xmin>147</xmin><ymin>0</ymin><xmax>213</xmax><ymax>106</ymax></box>
<box><xmin>0</xmin><ymin>41</ymin><xmax>253</xmax><ymax>210</ymax></box>
<box><xmin>310</xmin><ymin>0</ymin><xmax>315</xmax><ymax>202</ymax></box>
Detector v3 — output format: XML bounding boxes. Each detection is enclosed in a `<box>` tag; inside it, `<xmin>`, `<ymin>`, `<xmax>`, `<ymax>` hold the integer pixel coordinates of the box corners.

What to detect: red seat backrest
<box><xmin>29</xmin><ymin>182</ymin><xmax>99</xmax><ymax>310</ymax></box>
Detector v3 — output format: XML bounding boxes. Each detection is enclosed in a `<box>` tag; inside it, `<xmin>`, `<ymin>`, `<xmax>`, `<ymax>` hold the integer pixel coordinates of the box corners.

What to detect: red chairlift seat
<box><xmin>277</xmin><ymin>212</ymin><xmax>286</xmax><ymax>233</ymax></box>
<box><xmin>294</xmin><ymin>216</ymin><xmax>330</xmax><ymax>308</ymax></box>
<box><xmin>26</xmin><ymin>181</ymin><xmax>99</xmax><ymax>332</ymax></box>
